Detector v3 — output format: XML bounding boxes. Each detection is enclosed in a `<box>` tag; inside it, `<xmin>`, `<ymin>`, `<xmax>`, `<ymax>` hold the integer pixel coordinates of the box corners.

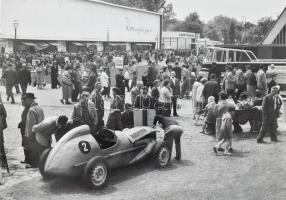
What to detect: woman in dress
<box><xmin>194</xmin><ymin>78</ymin><xmax>207</xmax><ymax>125</ymax></box>
<box><xmin>60</xmin><ymin>65</ymin><xmax>73</xmax><ymax>104</ymax></box>
<box><xmin>192</xmin><ymin>76</ymin><xmax>203</xmax><ymax>119</ymax></box>
<box><xmin>215</xmin><ymin>91</ymin><xmax>231</xmax><ymax>140</ymax></box>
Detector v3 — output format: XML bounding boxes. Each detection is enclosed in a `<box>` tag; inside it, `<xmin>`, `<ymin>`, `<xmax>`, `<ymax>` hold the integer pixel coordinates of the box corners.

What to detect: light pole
<box><xmin>159</xmin><ymin>8</ymin><xmax>165</xmax><ymax>50</ymax></box>
<box><xmin>242</xmin><ymin>16</ymin><xmax>247</xmax><ymax>43</ymax></box>
<box><xmin>12</xmin><ymin>20</ymin><xmax>19</xmax><ymax>53</ymax></box>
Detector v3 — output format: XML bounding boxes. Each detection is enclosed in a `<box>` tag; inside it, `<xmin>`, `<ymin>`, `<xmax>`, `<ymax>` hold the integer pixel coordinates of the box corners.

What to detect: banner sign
<box><xmin>114</xmin><ymin>56</ymin><xmax>124</xmax><ymax>68</ymax></box>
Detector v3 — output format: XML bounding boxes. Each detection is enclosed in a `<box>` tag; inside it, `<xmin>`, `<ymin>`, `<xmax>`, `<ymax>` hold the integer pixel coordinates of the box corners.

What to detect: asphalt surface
<box><xmin>0</xmin><ymin>85</ymin><xmax>286</xmax><ymax>200</ymax></box>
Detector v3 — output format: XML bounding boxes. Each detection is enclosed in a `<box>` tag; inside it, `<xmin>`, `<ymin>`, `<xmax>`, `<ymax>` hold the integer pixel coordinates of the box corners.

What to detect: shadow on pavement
<box><xmin>44</xmin><ymin>158</ymin><xmax>178</xmax><ymax>195</ymax></box>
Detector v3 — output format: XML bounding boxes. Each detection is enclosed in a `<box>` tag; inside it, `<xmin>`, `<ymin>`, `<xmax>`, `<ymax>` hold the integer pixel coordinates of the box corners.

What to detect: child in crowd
<box><xmin>213</xmin><ymin>106</ymin><xmax>236</xmax><ymax>155</ymax></box>
<box><xmin>203</xmin><ymin>96</ymin><xmax>217</xmax><ymax>135</ymax></box>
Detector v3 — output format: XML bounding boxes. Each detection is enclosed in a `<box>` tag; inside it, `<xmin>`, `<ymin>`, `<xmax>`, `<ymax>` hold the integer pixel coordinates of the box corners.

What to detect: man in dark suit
<box><xmin>170</xmin><ymin>71</ymin><xmax>180</xmax><ymax>117</ymax></box>
<box><xmin>18</xmin><ymin>63</ymin><xmax>31</xmax><ymax>95</ymax></box>
<box><xmin>202</xmin><ymin>73</ymin><xmax>220</xmax><ymax>103</ymax></box>
<box><xmin>135</xmin><ymin>86</ymin><xmax>154</xmax><ymax>109</ymax></box>
<box><xmin>2</xmin><ymin>64</ymin><xmax>17</xmax><ymax>103</ymax></box>
<box><xmin>257</xmin><ymin>86</ymin><xmax>282</xmax><ymax>143</ymax></box>
<box><xmin>116</xmin><ymin>69</ymin><xmax>125</xmax><ymax>99</ymax></box>
<box><xmin>173</xmin><ymin>62</ymin><xmax>182</xmax><ymax>81</ymax></box>
<box><xmin>50</xmin><ymin>62</ymin><xmax>61</xmax><ymax>89</ymax></box>
<box><xmin>147</xmin><ymin>61</ymin><xmax>157</xmax><ymax>89</ymax></box>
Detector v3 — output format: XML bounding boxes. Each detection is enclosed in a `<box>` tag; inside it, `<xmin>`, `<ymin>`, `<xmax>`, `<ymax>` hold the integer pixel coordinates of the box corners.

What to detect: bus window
<box><xmin>229</xmin><ymin>51</ymin><xmax>235</xmax><ymax>62</ymax></box>
<box><xmin>205</xmin><ymin>49</ymin><xmax>214</xmax><ymax>62</ymax></box>
<box><xmin>237</xmin><ymin>52</ymin><xmax>251</xmax><ymax>62</ymax></box>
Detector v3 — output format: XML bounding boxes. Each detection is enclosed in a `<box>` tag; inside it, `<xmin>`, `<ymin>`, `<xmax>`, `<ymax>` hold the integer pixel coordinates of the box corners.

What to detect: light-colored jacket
<box><xmin>100</xmin><ymin>72</ymin><xmax>109</xmax><ymax>87</ymax></box>
<box><xmin>32</xmin><ymin>116</ymin><xmax>58</xmax><ymax>147</ymax></box>
<box><xmin>196</xmin><ymin>84</ymin><xmax>205</xmax><ymax>103</ymax></box>
<box><xmin>32</xmin><ymin>116</ymin><xmax>58</xmax><ymax>136</ymax></box>
<box><xmin>159</xmin><ymin>86</ymin><xmax>172</xmax><ymax>103</ymax></box>
<box><xmin>25</xmin><ymin>102</ymin><xmax>45</xmax><ymax>137</ymax></box>
<box><xmin>257</xmin><ymin>69</ymin><xmax>267</xmax><ymax>95</ymax></box>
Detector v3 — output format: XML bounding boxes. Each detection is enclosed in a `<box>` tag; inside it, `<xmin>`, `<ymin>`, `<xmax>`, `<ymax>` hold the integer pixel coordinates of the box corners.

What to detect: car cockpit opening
<box><xmin>95</xmin><ymin>128</ymin><xmax>118</xmax><ymax>149</ymax></box>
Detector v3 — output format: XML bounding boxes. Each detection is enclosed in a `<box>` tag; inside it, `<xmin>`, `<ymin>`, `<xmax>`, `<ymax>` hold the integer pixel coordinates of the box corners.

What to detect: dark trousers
<box><xmin>236</xmin><ymin>84</ymin><xmax>246</xmax><ymax>100</ymax></box>
<box><xmin>125</xmin><ymin>79</ymin><xmax>130</xmax><ymax>92</ymax></box>
<box><xmin>164</xmin><ymin>125</ymin><xmax>183</xmax><ymax>159</ymax></box>
<box><xmin>161</xmin><ymin>102</ymin><xmax>171</xmax><ymax>117</ymax></box>
<box><xmin>257</xmin><ymin>120</ymin><xmax>277</xmax><ymax>141</ymax></box>
<box><xmin>6</xmin><ymin>84</ymin><xmax>14</xmax><ymax>101</ymax></box>
<box><xmin>20</xmin><ymin>83</ymin><xmax>28</xmax><ymax>95</ymax></box>
<box><xmin>172</xmin><ymin>96</ymin><xmax>178</xmax><ymax>116</ymax></box>
<box><xmin>14</xmin><ymin>83</ymin><xmax>20</xmax><ymax>93</ymax></box>
<box><xmin>72</xmin><ymin>83</ymin><xmax>80</xmax><ymax>101</ymax></box>
<box><xmin>226</xmin><ymin>89</ymin><xmax>235</xmax><ymax>102</ymax></box>
<box><xmin>0</xmin><ymin>130</ymin><xmax>6</xmax><ymax>165</ymax></box>
<box><xmin>119</xmin><ymin>87</ymin><xmax>125</xmax><ymax>99</ymax></box>
<box><xmin>51</xmin><ymin>75</ymin><xmax>61</xmax><ymax>89</ymax></box>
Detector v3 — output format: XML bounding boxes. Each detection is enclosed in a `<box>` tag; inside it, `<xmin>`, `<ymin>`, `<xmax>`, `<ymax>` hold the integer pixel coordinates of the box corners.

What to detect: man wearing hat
<box><xmin>23</xmin><ymin>93</ymin><xmax>45</xmax><ymax>168</ymax></box>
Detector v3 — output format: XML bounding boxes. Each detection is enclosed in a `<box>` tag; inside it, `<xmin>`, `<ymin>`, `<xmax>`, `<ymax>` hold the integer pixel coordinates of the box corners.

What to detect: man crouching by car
<box><xmin>153</xmin><ymin>116</ymin><xmax>183</xmax><ymax>160</ymax></box>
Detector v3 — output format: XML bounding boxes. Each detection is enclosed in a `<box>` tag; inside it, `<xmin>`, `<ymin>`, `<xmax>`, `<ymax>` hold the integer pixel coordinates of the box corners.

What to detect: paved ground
<box><xmin>0</xmin><ymin>84</ymin><xmax>286</xmax><ymax>200</ymax></box>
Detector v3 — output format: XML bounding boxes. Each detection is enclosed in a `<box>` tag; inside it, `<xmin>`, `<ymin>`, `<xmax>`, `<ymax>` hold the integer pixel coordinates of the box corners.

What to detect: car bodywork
<box><xmin>44</xmin><ymin>125</ymin><xmax>160</xmax><ymax>177</ymax></box>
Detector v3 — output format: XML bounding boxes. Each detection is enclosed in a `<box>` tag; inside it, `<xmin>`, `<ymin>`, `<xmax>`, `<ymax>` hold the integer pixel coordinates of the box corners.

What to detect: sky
<box><xmin>167</xmin><ymin>0</ymin><xmax>286</xmax><ymax>23</ymax></box>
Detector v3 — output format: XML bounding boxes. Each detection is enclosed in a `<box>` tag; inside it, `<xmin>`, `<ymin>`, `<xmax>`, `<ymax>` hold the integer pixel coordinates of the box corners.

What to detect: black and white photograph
<box><xmin>0</xmin><ymin>0</ymin><xmax>286</xmax><ymax>199</ymax></box>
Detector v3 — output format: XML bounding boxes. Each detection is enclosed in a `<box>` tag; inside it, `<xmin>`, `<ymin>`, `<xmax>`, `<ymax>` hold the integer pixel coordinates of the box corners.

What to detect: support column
<box><xmin>126</xmin><ymin>43</ymin><xmax>131</xmax><ymax>51</ymax></box>
<box><xmin>96</xmin><ymin>42</ymin><xmax>104</xmax><ymax>52</ymax></box>
<box><xmin>57</xmin><ymin>41</ymin><xmax>67</xmax><ymax>52</ymax></box>
<box><xmin>5</xmin><ymin>39</ymin><xmax>14</xmax><ymax>53</ymax></box>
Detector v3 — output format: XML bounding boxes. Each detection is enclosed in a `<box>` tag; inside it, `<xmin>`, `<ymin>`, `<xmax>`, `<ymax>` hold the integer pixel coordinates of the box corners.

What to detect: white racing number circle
<box><xmin>79</xmin><ymin>141</ymin><xmax>91</xmax><ymax>154</ymax></box>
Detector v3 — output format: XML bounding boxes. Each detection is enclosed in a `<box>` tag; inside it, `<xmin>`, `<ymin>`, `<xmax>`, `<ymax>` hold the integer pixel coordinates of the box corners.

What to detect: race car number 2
<box><xmin>78</xmin><ymin>141</ymin><xmax>91</xmax><ymax>154</ymax></box>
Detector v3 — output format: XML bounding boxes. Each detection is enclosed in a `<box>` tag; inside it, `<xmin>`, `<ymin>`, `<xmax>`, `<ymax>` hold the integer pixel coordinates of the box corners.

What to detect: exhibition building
<box><xmin>0</xmin><ymin>0</ymin><xmax>162</xmax><ymax>53</ymax></box>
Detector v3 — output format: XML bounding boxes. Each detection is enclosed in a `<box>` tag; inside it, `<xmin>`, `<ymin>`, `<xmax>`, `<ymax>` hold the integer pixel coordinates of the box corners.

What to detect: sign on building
<box><xmin>114</xmin><ymin>56</ymin><xmax>124</xmax><ymax>68</ymax></box>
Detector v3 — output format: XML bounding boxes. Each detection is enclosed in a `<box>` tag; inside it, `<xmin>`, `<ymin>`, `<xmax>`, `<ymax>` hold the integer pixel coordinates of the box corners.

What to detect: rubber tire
<box><xmin>39</xmin><ymin>148</ymin><xmax>52</xmax><ymax>179</ymax></box>
<box><xmin>153</xmin><ymin>142</ymin><xmax>171</xmax><ymax>168</ymax></box>
<box><xmin>83</xmin><ymin>157</ymin><xmax>109</xmax><ymax>189</ymax></box>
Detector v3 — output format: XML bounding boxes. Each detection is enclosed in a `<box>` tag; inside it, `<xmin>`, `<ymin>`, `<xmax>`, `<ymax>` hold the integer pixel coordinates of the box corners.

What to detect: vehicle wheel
<box><xmin>39</xmin><ymin>148</ymin><xmax>52</xmax><ymax>179</ymax></box>
<box><xmin>83</xmin><ymin>157</ymin><xmax>109</xmax><ymax>189</ymax></box>
<box><xmin>153</xmin><ymin>142</ymin><xmax>171</xmax><ymax>168</ymax></box>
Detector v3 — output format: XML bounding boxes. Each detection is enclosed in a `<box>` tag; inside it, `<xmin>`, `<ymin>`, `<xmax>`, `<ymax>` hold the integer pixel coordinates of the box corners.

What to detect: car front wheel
<box><xmin>153</xmin><ymin>142</ymin><xmax>171</xmax><ymax>168</ymax></box>
<box><xmin>83</xmin><ymin>157</ymin><xmax>109</xmax><ymax>189</ymax></box>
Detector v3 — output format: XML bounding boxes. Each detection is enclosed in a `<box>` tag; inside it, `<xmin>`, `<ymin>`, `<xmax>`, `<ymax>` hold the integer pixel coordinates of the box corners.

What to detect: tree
<box><xmin>203</xmin><ymin>15</ymin><xmax>243</xmax><ymax>44</ymax></box>
<box><xmin>256</xmin><ymin>17</ymin><xmax>275</xmax><ymax>38</ymax></box>
<box><xmin>229</xmin><ymin>21</ymin><xmax>236</xmax><ymax>44</ymax></box>
<box><xmin>173</xmin><ymin>12</ymin><xmax>204</xmax><ymax>34</ymax></box>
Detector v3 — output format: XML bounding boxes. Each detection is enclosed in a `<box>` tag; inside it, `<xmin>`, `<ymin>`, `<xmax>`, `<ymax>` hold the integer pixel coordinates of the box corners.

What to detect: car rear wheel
<box><xmin>153</xmin><ymin>142</ymin><xmax>171</xmax><ymax>168</ymax></box>
<box><xmin>83</xmin><ymin>157</ymin><xmax>109</xmax><ymax>189</ymax></box>
<box><xmin>39</xmin><ymin>148</ymin><xmax>52</xmax><ymax>179</ymax></box>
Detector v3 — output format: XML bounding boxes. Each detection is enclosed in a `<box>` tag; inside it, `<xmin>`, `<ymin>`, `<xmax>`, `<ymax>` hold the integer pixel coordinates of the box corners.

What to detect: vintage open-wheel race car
<box><xmin>39</xmin><ymin>125</ymin><xmax>171</xmax><ymax>189</ymax></box>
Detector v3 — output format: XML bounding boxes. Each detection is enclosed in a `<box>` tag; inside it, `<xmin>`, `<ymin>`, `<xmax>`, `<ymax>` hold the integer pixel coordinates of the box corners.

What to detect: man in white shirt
<box><xmin>100</xmin><ymin>68</ymin><xmax>109</xmax><ymax>99</ymax></box>
<box><xmin>124</xmin><ymin>69</ymin><xmax>130</xmax><ymax>92</ymax></box>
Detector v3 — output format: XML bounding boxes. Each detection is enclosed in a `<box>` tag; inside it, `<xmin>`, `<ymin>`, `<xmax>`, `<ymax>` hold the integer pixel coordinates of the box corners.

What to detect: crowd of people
<box><xmin>0</xmin><ymin>48</ymin><xmax>284</xmax><ymax>184</ymax></box>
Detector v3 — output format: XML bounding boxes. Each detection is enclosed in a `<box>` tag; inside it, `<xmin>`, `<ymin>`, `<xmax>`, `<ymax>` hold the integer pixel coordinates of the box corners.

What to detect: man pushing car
<box><xmin>32</xmin><ymin>115</ymin><xmax>69</xmax><ymax>157</ymax></box>
<box><xmin>153</xmin><ymin>115</ymin><xmax>183</xmax><ymax>160</ymax></box>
